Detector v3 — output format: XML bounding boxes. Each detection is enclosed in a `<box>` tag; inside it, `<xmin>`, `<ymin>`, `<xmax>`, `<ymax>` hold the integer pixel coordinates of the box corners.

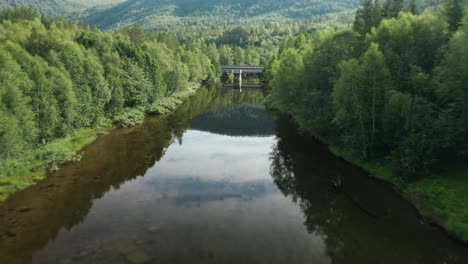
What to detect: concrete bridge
<box><xmin>221</xmin><ymin>65</ymin><xmax>264</xmax><ymax>74</ymax></box>
<box><xmin>221</xmin><ymin>65</ymin><xmax>264</xmax><ymax>88</ymax></box>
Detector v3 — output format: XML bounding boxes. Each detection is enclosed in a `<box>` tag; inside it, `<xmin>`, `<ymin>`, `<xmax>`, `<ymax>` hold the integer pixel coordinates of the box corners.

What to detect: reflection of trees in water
<box><xmin>269</xmin><ymin>116</ymin><xmax>468</xmax><ymax>264</ymax></box>
<box><xmin>0</xmin><ymin>86</ymin><xmax>273</xmax><ymax>264</ymax></box>
<box><xmin>3</xmin><ymin>88</ymin><xmax>464</xmax><ymax>264</ymax></box>
<box><xmin>269</xmin><ymin>116</ymin><xmax>346</xmax><ymax>261</ymax></box>
<box><xmin>0</xmin><ymin>86</ymin><xmax>222</xmax><ymax>264</ymax></box>
<box><xmin>190</xmin><ymin>88</ymin><xmax>274</xmax><ymax>136</ymax></box>
<box><xmin>191</xmin><ymin>105</ymin><xmax>275</xmax><ymax>136</ymax></box>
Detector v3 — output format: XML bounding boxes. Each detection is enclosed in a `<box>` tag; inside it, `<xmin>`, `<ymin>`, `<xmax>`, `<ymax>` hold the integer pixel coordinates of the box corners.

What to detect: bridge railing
<box><xmin>220</xmin><ymin>65</ymin><xmax>264</xmax><ymax>73</ymax></box>
<box><xmin>221</xmin><ymin>65</ymin><xmax>264</xmax><ymax>69</ymax></box>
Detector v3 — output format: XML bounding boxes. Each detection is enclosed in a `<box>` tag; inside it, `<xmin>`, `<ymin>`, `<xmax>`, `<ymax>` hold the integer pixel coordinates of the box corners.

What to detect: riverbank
<box><xmin>0</xmin><ymin>85</ymin><xmax>199</xmax><ymax>202</ymax></box>
<box><xmin>329</xmin><ymin>146</ymin><xmax>468</xmax><ymax>244</ymax></box>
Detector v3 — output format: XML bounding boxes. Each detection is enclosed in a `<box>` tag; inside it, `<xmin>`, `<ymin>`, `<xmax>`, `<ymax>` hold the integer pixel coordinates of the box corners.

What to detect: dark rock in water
<box><xmin>17</xmin><ymin>207</ymin><xmax>32</xmax><ymax>213</ymax></box>
<box><xmin>5</xmin><ymin>231</ymin><xmax>16</xmax><ymax>237</ymax></box>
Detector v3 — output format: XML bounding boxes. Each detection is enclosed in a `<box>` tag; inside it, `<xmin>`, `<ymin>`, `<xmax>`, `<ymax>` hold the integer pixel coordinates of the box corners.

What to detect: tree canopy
<box><xmin>267</xmin><ymin>3</ymin><xmax>467</xmax><ymax>178</ymax></box>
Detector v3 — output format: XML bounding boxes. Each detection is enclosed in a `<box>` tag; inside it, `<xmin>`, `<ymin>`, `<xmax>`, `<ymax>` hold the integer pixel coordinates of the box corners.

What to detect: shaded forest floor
<box><xmin>330</xmin><ymin>146</ymin><xmax>468</xmax><ymax>244</ymax></box>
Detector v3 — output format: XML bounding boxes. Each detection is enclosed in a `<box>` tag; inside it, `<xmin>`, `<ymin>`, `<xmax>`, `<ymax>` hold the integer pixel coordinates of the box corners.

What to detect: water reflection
<box><xmin>191</xmin><ymin>86</ymin><xmax>274</xmax><ymax>136</ymax></box>
<box><xmin>0</xmin><ymin>87</ymin><xmax>221</xmax><ymax>263</ymax></box>
<box><xmin>0</xmin><ymin>86</ymin><xmax>466</xmax><ymax>264</ymax></box>
<box><xmin>270</xmin><ymin>116</ymin><xmax>468</xmax><ymax>263</ymax></box>
<box><xmin>16</xmin><ymin>87</ymin><xmax>330</xmax><ymax>263</ymax></box>
<box><xmin>148</xmin><ymin>131</ymin><xmax>274</xmax><ymax>182</ymax></box>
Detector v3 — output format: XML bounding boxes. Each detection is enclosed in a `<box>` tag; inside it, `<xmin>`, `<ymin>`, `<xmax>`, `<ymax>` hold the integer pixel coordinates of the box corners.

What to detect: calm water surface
<box><xmin>0</xmin><ymin>87</ymin><xmax>467</xmax><ymax>264</ymax></box>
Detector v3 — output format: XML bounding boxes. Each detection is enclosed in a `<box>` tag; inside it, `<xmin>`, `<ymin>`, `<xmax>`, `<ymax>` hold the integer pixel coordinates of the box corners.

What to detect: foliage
<box><xmin>0</xmin><ymin>8</ymin><xmax>219</xmax><ymax>199</ymax></box>
<box><xmin>332</xmin><ymin>43</ymin><xmax>391</xmax><ymax>159</ymax></box>
<box><xmin>0</xmin><ymin>128</ymin><xmax>100</xmax><ymax>201</ymax></box>
<box><xmin>266</xmin><ymin>0</ymin><xmax>468</xmax><ymax>241</ymax></box>
<box><xmin>267</xmin><ymin>4</ymin><xmax>466</xmax><ymax>178</ymax></box>
<box><xmin>0</xmin><ymin>0</ymin><xmax>126</xmax><ymax>15</ymax></box>
<box><xmin>112</xmin><ymin>108</ymin><xmax>145</xmax><ymax>128</ymax></box>
<box><xmin>445</xmin><ymin>0</ymin><xmax>464</xmax><ymax>31</ymax></box>
<box><xmin>83</xmin><ymin>0</ymin><xmax>361</xmax><ymax>30</ymax></box>
<box><xmin>406</xmin><ymin>165</ymin><xmax>468</xmax><ymax>240</ymax></box>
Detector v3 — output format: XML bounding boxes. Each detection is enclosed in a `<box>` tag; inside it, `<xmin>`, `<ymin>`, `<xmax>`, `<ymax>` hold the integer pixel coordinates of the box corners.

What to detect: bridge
<box><xmin>220</xmin><ymin>65</ymin><xmax>264</xmax><ymax>88</ymax></box>
<box><xmin>221</xmin><ymin>65</ymin><xmax>264</xmax><ymax>74</ymax></box>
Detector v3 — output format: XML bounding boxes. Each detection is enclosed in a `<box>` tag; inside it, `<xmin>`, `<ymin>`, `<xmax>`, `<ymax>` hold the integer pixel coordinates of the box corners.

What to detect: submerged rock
<box><xmin>5</xmin><ymin>231</ymin><xmax>16</xmax><ymax>238</ymax></box>
<box><xmin>16</xmin><ymin>207</ymin><xmax>32</xmax><ymax>213</ymax></box>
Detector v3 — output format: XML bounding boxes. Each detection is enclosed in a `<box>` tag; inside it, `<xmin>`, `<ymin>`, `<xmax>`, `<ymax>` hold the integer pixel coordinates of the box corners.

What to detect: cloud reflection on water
<box><xmin>144</xmin><ymin>130</ymin><xmax>276</xmax><ymax>183</ymax></box>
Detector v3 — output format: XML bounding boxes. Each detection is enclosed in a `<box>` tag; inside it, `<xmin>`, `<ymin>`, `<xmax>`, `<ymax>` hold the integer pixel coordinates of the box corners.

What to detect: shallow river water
<box><xmin>0</xmin><ymin>87</ymin><xmax>467</xmax><ymax>264</ymax></box>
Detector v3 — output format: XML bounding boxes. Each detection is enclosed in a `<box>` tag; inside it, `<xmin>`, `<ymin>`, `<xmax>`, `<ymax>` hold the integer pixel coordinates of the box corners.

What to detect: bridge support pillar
<box><xmin>234</xmin><ymin>70</ymin><xmax>242</xmax><ymax>89</ymax></box>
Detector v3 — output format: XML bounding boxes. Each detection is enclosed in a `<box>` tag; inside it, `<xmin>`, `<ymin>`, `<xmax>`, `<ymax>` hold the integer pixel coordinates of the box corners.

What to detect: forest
<box><xmin>0</xmin><ymin>0</ymin><xmax>126</xmax><ymax>15</ymax></box>
<box><xmin>0</xmin><ymin>6</ymin><xmax>220</xmax><ymax>199</ymax></box>
<box><xmin>266</xmin><ymin>0</ymin><xmax>467</xmax><ymax>240</ymax></box>
<box><xmin>0</xmin><ymin>5</ymin><xmax>286</xmax><ymax>201</ymax></box>
<box><xmin>82</xmin><ymin>0</ymin><xmax>361</xmax><ymax>31</ymax></box>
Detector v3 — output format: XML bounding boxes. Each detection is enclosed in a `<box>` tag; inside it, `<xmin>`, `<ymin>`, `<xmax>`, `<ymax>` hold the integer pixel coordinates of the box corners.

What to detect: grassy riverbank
<box><xmin>0</xmin><ymin>86</ymin><xmax>199</xmax><ymax>202</ymax></box>
<box><xmin>330</xmin><ymin>146</ymin><xmax>468</xmax><ymax>243</ymax></box>
<box><xmin>0</xmin><ymin>128</ymin><xmax>105</xmax><ymax>202</ymax></box>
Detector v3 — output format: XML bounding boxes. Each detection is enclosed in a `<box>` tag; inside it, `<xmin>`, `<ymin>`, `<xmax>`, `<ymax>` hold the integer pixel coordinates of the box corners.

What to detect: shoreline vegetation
<box><xmin>265</xmin><ymin>1</ymin><xmax>467</xmax><ymax>243</ymax></box>
<box><xmin>0</xmin><ymin>85</ymin><xmax>199</xmax><ymax>202</ymax></box>
<box><xmin>329</xmin><ymin>145</ymin><xmax>468</xmax><ymax>245</ymax></box>
<box><xmin>0</xmin><ymin>7</ymin><xmax>225</xmax><ymax>202</ymax></box>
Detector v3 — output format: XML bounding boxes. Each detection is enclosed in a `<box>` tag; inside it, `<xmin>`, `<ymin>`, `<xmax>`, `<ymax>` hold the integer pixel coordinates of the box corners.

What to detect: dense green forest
<box><xmin>0</xmin><ymin>7</ymin><xmax>219</xmax><ymax>199</ymax></box>
<box><xmin>0</xmin><ymin>5</ymin><xmax>288</xmax><ymax>200</ymax></box>
<box><xmin>0</xmin><ymin>0</ymin><xmax>125</xmax><ymax>14</ymax></box>
<box><xmin>0</xmin><ymin>0</ymin><xmax>361</xmax><ymax>33</ymax></box>
<box><xmin>266</xmin><ymin>0</ymin><xmax>467</xmax><ymax>240</ymax></box>
<box><xmin>83</xmin><ymin>0</ymin><xmax>361</xmax><ymax>30</ymax></box>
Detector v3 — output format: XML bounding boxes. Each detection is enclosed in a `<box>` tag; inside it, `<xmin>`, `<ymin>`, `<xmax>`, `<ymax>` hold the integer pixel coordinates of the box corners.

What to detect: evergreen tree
<box><xmin>446</xmin><ymin>0</ymin><xmax>464</xmax><ymax>32</ymax></box>
<box><xmin>353</xmin><ymin>0</ymin><xmax>383</xmax><ymax>37</ymax></box>
<box><xmin>435</xmin><ymin>18</ymin><xmax>468</xmax><ymax>156</ymax></box>
<box><xmin>406</xmin><ymin>0</ymin><xmax>418</xmax><ymax>15</ymax></box>
<box><xmin>382</xmin><ymin>0</ymin><xmax>404</xmax><ymax>18</ymax></box>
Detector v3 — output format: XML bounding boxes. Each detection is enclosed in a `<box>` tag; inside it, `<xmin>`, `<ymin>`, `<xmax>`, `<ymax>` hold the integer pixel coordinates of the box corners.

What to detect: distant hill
<box><xmin>0</xmin><ymin>0</ymin><xmax>360</xmax><ymax>30</ymax></box>
<box><xmin>83</xmin><ymin>0</ymin><xmax>361</xmax><ymax>30</ymax></box>
<box><xmin>0</xmin><ymin>0</ymin><xmax>125</xmax><ymax>14</ymax></box>
<box><xmin>0</xmin><ymin>0</ymin><xmax>72</xmax><ymax>14</ymax></box>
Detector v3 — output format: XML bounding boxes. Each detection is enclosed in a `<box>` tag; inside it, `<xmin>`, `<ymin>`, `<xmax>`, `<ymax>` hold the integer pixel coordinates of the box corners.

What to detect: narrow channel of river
<box><xmin>0</xmin><ymin>86</ymin><xmax>467</xmax><ymax>264</ymax></box>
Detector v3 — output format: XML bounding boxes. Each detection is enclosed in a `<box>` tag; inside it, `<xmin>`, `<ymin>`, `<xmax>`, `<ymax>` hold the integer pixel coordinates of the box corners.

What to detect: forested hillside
<box><xmin>266</xmin><ymin>0</ymin><xmax>467</xmax><ymax>240</ymax></box>
<box><xmin>83</xmin><ymin>0</ymin><xmax>361</xmax><ymax>30</ymax></box>
<box><xmin>0</xmin><ymin>0</ymin><xmax>73</xmax><ymax>14</ymax></box>
<box><xmin>0</xmin><ymin>0</ymin><xmax>125</xmax><ymax>14</ymax></box>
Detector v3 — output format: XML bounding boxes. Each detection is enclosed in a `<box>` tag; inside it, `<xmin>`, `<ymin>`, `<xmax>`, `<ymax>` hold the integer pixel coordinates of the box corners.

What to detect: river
<box><xmin>0</xmin><ymin>86</ymin><xmax>466</xmax><ymax>264</ymax></box>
